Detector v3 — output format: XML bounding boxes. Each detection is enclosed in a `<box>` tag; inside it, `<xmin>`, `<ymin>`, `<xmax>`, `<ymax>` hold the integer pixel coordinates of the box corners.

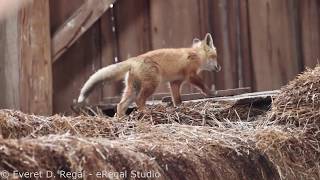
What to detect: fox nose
<box><xmin>214</xmin><ymin>64</ymin><xmax>221</xmax><ymax>72</ymax></box>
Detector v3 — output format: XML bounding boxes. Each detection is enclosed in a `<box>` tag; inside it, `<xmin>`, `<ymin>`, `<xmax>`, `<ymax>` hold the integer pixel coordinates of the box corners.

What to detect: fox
<box><xmin>77</xmin><ymin>33</ymin><xmax>220</xmax><ymax>117</ymax></box>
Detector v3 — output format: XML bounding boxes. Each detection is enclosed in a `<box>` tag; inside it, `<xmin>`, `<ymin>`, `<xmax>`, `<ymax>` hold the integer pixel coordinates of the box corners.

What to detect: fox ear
<box><xmin>204</xmin><ymin>33</ymin><xmax>214</xmax><ymax>48</ymax></box>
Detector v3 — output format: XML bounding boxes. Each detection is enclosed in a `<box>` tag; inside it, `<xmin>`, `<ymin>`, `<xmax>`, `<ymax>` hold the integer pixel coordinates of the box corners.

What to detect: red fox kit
<box><xmin>78</xmin><ymin>33</ymin><xmax>220</xmax><ymax>117</ymax></box>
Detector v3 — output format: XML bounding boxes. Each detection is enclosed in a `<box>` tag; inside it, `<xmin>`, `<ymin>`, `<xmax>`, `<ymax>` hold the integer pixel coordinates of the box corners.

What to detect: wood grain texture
<box><xmin>298</xmin><ymin>0</ymin><xmax>320</xmax><ymax>68</ymax></box>
<box><xmin>150</xmin><ymin>0</ymin><xmax>202</xmax><ymax>93</ymax></box>
<box><xmin>114</xmin><ymin>0</ymin><xmax>151</xmax><ymax>60</ymax></box>
<box><xmin>100</xmin><ymin>10</ymin><xmax>122</xmax><ymax>98</ymax></box>
<box><xmin>239</xmin><ymin>0</ymin><xmax>253</xmax><ymax>89</ymax></box>
<box><xmin>150</xmin><ymin>0</ymin><xmax>200</xmax><ymax>49</ymax></box>
<box><xmin>0</xmin><ymin>16</ymin><xmax>20</xmax><ymax>109</ymax></box>
<box><xmin>44</xmin><ymin>0</ymin><xmax>320</xmax><ymax>114</ymax></box>
<box><xmin>52</xmin><ymin>0</ymin><xmax>116</xmax><ymax>62</ymax></box>
<box><xmin>106</xmin><ymin>0</ymin><xmax>151</xmax><ymax>95</ymax></box>
<box><xmin>209</xmin><ymin>0</ymin><xmax>239</xmax><ymax>90</ymax></box>
<box><xmin>248</xmin><ymin>0</ymin><xmax>300</xmax><ymax>91</ymax></box>
<box><xmin>19</xmin><ymin>0</ymin><xmax>52</xmax><ymax>115</ymax></box>
<box><xmin>49</xmin><ymin>0</ymin><xmax>84</xmax><ymax>34</ymax></box>
<box><xmin>52</xmin><ymin>1</ymin><xmax>102</xmax><ymax>114</ymax></box>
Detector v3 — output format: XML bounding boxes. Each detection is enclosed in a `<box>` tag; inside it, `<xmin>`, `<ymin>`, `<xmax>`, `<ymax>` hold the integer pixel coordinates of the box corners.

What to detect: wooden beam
<box><xmin>161</xmin><ymin>87</ymin><xmax>251</xmax><ymax>103</ymax></box>
<box><xmin>19</xmin><ymin>0</ymin><xmax>52</xmax><ymax>115</ymax></box>
<box><xmin>51</xmin><ymin>0</ymin><xmax>116</xmax><ymax>62</ymax></box>
<box><xmin>101</xmin><ymin>87</ymin><xmax>251</xmax><ymax>105</ymax></box>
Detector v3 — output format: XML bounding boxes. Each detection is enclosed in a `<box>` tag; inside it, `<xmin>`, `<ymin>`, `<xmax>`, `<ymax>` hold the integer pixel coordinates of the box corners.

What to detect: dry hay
<box><xmin>266</xmin><ymin>65</ymin><xmax>320</xmax><ymax>179</ymax></box>
<box><xmin>0</xmin><ymin>109</ymin><xmax>148</xmax><ymax>139</ymax></box>
<box><xmin>79</xmin><ymin>100</ymin><xmax>267</xmax><ymax>126</ymax></box>
<box><xmin>0</xmin><ymin>67</ymin><xmax>320</xmax><ymax>179</ymax></box>
<box><xmin>0</xmin><ymin>123</ymin><xmax>283</xmax><ymax>180</ymax></box>
<box><xmin>270</xmin><ymin>65</ymin><xmax>320</xmax><ymax>126</ymax></box>
<box><xmin>0</xmin><ymin>100</ymin><xmax>267</xmax><ymax>139</ymax></box>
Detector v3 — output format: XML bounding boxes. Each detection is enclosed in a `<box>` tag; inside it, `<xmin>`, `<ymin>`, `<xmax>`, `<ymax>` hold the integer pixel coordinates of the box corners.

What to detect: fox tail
<box><xmin>77</xmin><ymin>60</ymin><xmax>131</xmax><ymax>103</ymax></box>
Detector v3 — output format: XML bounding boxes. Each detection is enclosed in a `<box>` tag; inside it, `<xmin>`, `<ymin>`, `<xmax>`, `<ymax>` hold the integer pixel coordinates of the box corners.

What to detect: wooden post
<box><xmin>0</xmin><ymin>14</ymin><xmax>20</xmax><ymax>109</ymax></box>
<box><xmin>19</xmin><ymin>0</ymin><xmax>52</xmax><ymax>115</ymax></box>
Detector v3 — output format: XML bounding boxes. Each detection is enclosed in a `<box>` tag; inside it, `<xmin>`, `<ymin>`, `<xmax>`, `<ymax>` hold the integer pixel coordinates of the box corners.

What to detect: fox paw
<box><xmin>203</xmin><ymin>90</ymin><xmax>217</xmax><ymax>97</ymax></box>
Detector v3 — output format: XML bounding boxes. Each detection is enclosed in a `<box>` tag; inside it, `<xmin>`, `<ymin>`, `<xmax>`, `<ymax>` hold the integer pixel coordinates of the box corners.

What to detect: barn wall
<box><xmin>0</xmin><ymin>15</ymin><xmax>20</xmax><ymax>109</ymax></box>
<box><xmin>48</xmin><ymin>0</ymin><xmax>320</xmax><ymax>114</ymax></box>
<box><xmin>50</xmin><ymin>0</ymin><xmax>102</xmax><ymax>113</ymax></box>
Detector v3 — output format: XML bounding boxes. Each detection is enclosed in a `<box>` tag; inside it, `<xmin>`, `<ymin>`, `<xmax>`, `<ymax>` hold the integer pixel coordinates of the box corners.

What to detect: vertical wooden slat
<box><xmin>298</xmin><ymin>0</ymin><xmax>320</xmax><ymax>68</ymax></box>
<box><xmin>150</xmin><ymin>0</ymin><xmax>200</xmax><ymax>49</ymax></box>
<box><xmin>19</xmin><ymin>0</ymin><xmax>52</xmax><ymax>115</ymax></box>
<box><xmin>99</xmin><ymin>0</ymin><xmax>151</xmax><ymax>96</ymax></box>
<box><xmin>0</xmin><ymin>15</ymin><xmax>20</xmax><ymax>109</ymax></box>
<box><xmin>150</xmin><ymin>0</ymin><xmax>201</xmax><ymax>93</ymax></box>
<box><xmin>198</xmin><ymin>0</ymin><xmax>215</xmax><ymax>90</ymax></box>
<box><xmin>52</xmin><ymin>1</ymin><xmax>101</xmax><ymax>114</ymax></box>
<box><xmin>209</xmin><ymin>0</ymin><xmax>239</xmax><ymax>90</ymax></box>
<box><xmin>239</xmin><ymin>0</ymin><xmax>253</xmax><ymax>89</ymax></box>
<box><xmin>115</xmin><ymin>0</ymin><xmax>151</xmax><ymax>60</ymax></box>
<box><xmin>0</xmin><ymin>22</ymin><xmax>5</xmax><ymax>107</ymax></box>
<box><xmin>248</xmin><ymin>0</ymin><xmax>300</xmax><ymax>91</ymax></box>
<box><xmin>53</xmin><ymin>25</ymin><xmax>102</xmax><ymax>113</ymax></box>
<box><xmin>100</xmin><ymin>10</ymin><xmax>121</xmax><ymax>98</ymax></box>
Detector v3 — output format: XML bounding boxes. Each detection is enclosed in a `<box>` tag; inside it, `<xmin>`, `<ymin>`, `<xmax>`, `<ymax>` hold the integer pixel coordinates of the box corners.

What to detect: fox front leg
<box><xmin>169</xmin><ymin>80</ymin><xmax>183</xmax><ymax>106</ymax></box>
<box><xmin>188</xmin><ymin>74</ymin><xmax>212</xmax><ymax>97</ymax></box>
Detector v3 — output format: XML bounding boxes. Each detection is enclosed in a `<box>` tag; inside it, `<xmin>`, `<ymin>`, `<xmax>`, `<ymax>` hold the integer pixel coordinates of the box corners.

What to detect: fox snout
<box><xmin>207</xmin><ymin>58</ymin><xmax>221</xmax><ymax>72</ymax></box>
<box><xmin>214</xmin><ymin>64</ymin><xmax>221</xmax><ymax>72</ymax></box>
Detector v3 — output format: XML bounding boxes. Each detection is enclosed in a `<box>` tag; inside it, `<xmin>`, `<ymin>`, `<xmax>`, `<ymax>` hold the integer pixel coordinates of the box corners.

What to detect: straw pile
<box><xmin>271</xmin><ymin>66</ymin><xmax>320</xmax><ymax>126</ymax></box>
<box><xmin>0</xmin><ymin>66</ymin><xmax>320</xmax><ymax>179</ymax></box>
<box><xmin>265</xmin><ymin>66</ymin><xmax>320</xmax><ymax>179</ymax></box>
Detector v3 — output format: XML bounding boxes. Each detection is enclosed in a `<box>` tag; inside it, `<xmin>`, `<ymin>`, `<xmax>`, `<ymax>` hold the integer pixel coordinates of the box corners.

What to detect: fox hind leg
<box><xmin>116</xmin><ymin>74</ymin><xmax>139</xmax><ymax>117</ymax></box>
<box><xmin>136</xmin><ymin>81</ymin><xmax>159</xmax><ymax>113</ymax></box>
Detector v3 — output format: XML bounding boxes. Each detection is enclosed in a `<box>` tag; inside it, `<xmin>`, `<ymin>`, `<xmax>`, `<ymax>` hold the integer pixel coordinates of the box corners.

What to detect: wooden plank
<box><xmin>52</xmin><ymin>1</ymin><xmax>102</xmax><ymax>114</ymax></box>
<box><xmin>101</xmin><ymin>87</ymin><xmax>251</xmax><ymax>104</ymax></box>
<box><xmin>0</xmin><ymin>15</ymin><xmax>20</xmax><ymax>109</ymax></box>
<box><xmin>19</xmin><ymin>0</ymin><xmax>52</xmax><ymax>115</ymax></box>
<box><xmin>186</xmin><ymin>90</ymin><xmax>278</xmax><ymax>105</ymax></box>
<box><xmin>248</xmin><ymin>0</ymin><xmax>300</xmax><ymax>91</ymax></box>
<box><xmin>49</xmin><ymin>0</ymin><xmax>84</xmax><ymax>34</ymax></box>
<box><xmin>52</xmin><ymin>0</ymin><xmax>116</xmax><ymax>62</ymax></box>
<box><xmin>114</xmin><ymin>0</ymin><xmax>151</xmax><ymax>61</ymax></box>
<box><xmin>162</xmin><ymin>87</ymin><xmax>251</xmax><ymax>103</ymax></box>
<box><xmin>0</xmin><ymin>21</ymin><xmax>5</xmax><ymax>107</ymax></box>
<box><xmin>53</xmin><ymin>24</ymin><xmax>102</xmax><ymax>114</ymax></box>
<box><xmin>102</xmin><ymin>0</ymin><xmax>151</xmax><ymax>97</ymax></box>
<box><xmin>298</xmin><ymin>0</ymin><xmax>320</xmax><ymax>68</ymax></box>
<box><xmin>238</xmin><ymin>0</ymin><xmax>254</xmax><ymax>89</ymax></box>
<box><xmin>198</xmin><ymin>0</ymin><xmax>215</xmax><ymax>90</ymax></box>
<box><xmin>150</xmin><ymin>0</ymin><xmax>200</xmax><ymax>48</ymax></box>
<box><xmin>77</xmin><ymin>89</ymin><xmax>275</xmax><ymax>115</ymax></box>
<box><xmin>208</xmin><ymin>0</ymin><xmax>239</xmax><ymax>90</ymax></box>
<box><xmin>150</xmin><ymin>0</ymin><xmax>201</xmax><ymax>93</ymax></box>
<box><xmin>100</xmin><ymin>10</ymin><xmax>121</xmax><ymax>98</ymax></box>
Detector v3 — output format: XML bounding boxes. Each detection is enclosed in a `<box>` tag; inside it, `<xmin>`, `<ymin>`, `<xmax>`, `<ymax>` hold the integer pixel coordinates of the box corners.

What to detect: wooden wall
<box><xmin>0</xmin><ymin>14</ymin><xmax>20</xmax><ymax>109</ymax></box>
<box><xmin>1</xmin><ymin>0</ymin><xmax>319</xmax><ymax>114</ymax></box>
<box><xmin>48</xmin><ymin>0</ymin><xmax>320</xmax><ymax>114</ymax></box>
<box><xmin>0</xmin><ymin>0</ymin><xmax>51</xmax><ymax>115</ymax></box>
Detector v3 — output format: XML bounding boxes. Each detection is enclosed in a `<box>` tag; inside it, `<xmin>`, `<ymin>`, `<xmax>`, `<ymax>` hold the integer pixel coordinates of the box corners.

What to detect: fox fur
<box><xmin>78</xmin><ymin>33</ymin><xmax>220</xmax><ymax>117</ymax></box>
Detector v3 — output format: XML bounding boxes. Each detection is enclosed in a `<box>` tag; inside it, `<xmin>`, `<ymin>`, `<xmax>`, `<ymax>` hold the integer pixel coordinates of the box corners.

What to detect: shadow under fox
<box><xmin>78</xmin><ymin>33</ymin><xmax>221</xmax><ymax>117</ymax></box>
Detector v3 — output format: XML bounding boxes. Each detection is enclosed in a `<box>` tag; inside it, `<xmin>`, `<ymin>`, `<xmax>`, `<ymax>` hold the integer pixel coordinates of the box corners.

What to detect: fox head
<box><xmin>193</xmin><ymin>33</ymin><xmax>221</xmax><ymax>72</ymax></box>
